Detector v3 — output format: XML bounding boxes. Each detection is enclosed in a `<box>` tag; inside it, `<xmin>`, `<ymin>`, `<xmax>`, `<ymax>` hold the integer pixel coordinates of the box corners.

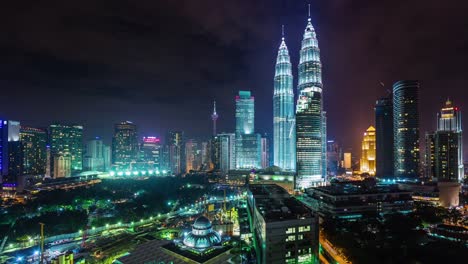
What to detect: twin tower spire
<box><xmin>273</xmin><ymin>6</ymin><xmax>325</xmax><ymax>188</ymax></box>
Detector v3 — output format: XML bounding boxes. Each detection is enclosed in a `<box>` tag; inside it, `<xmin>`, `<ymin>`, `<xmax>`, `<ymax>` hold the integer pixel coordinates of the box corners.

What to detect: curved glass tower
<box><xmin>296</xmin><ymin>16</ymin><xmax>326</xmax><ymax>188</ymax></box>
<box><xmin>273</xmin><ymin>31</ymin><xmax>296</xmax><ymax>171</ymax></box>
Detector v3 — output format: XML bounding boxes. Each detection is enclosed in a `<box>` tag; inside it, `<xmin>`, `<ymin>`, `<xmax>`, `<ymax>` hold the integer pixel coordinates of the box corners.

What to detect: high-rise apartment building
<box><xmin>20</xmin><ymin>126</ymin><xmax>47</xmax><ymax>175</ymax></box>
<box><xmin>112</xmin><ymin>121</ymin><xmax>138</xmax><ymax>166</ymax></box>
<box><xmin>375</xmin><ymin>97</ymin><xmax>394</xmax><ymax>178</ymax></box>
<box><xmin>84</xmin><ymin>137</ymin><xmax>107</xmax><ymax>171</ymax></box>
<box><xmin>296</xmin><ymin>14</ymin><xmax>326</xmax><ymax>188</ymax></box>
<box><xmin>235</xmin><ymin>91</ymin><xmax>261</xmax><ymax>169</ymax></box>
<box><xmin>393</xmin><ymin>80</ymin><xmax>420</xmax><ymax>178</ymax></box>
<box><xmin>49</xmin><ymin>123</ymin><xmax>83</xmax><ymax>173</ymax></box>
<box><xmin>273</xmin><ymin>29</ymin><xmax>296</xmax><ymax>172</ymax></box>
<box><xmin>360</xmin><ymin>126</ymin><xmax>376</xmax><ymax>175</ymax></box>
<box><xmin>54</xmin><ymin>152</ymin><xmax>71</xmax><ymax>178</ymax></box>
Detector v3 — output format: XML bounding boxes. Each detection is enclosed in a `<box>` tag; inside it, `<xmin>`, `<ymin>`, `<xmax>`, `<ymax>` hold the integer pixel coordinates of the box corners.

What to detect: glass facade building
<box><xmin>393</xmin><ymin>80</ymin><xmax>420</xmax><ymax>178</ymax></box>
<box><xmin>166</xmin><ymin>131</ymin><xmax>185</xmax><ymax>175</ymax></box>
<box><xmin>296</xmin><ymin>17</ymin><xmax>326</xmax><ymax>188</ymax></box>
<box><xmin>235</xmin><ymin>91</ymin><xmax>261</xmax><ymax>169</ymax></box>
<box><xmin>20</xmin><ymin>126</ymin><xmax>47</xmax><ymax>175</ymax></box>
<box><xmin>375</xmin><ymin>97</ymin><xmax>394</xmax><ymax>178</ymax></box>
<box><xmin>273</xmin><ymin>33</ymin><xmax>296</xmax><ymax>171</ymax></box>
<box><xmin>360</xmin><ymin>126</ymin><xmax>376</xmax><ymax>175</ymax></box>
<box><xmin>49</xmin><ymin>123</ymin><xmax>83</xmax><ymax>173</ymax></box>
<box><xmin>112</xmin><ymin>121</ymin><xmax>138</xmax><ymax>166</ymax></box>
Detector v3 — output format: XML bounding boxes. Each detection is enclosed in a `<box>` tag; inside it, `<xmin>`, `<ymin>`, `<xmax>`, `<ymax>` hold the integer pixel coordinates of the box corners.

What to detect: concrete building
<box><xmin>305</xmin><ymin>182</ymin><xmax>413</xmax><ymax>220</ymax></box>
<box><xmin>54</xmin><ymin>152</ymin><xmax>71</xmax><ymax>178</ymax></box>
<box><xmin>248</xmin><ymin>184</ymin><xmax>319</xmax><ymax>264</ymax></box>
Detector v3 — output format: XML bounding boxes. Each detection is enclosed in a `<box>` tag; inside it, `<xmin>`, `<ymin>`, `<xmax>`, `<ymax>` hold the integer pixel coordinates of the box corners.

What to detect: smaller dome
<box><xmin>193</xmin><ymin>216</ymin><xmax>212</xmax><ymax>230</ymax></box>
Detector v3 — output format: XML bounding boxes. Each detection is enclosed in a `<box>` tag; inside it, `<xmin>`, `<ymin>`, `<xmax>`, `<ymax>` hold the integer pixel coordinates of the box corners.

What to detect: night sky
<box><xmin>2</xmin><ymin>0</ymin><xmax>468</xmax><ymax>156</ymax></box>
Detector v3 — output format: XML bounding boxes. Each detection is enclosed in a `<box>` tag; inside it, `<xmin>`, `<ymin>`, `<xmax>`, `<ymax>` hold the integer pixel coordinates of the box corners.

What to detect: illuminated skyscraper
<box><xmin>393</xmin><ymin>80</ymin><xmax>420</xmax><ymax>178</ymax></box>
<box><xmin>296</xmin><ymin>12</ymin><xmax>326</xmax><ymax>188</ymax></box>
<box><xmin>235</xmin><ymin>91</ymin><xmax>261</xmax><ymax>169</ymax></box>
<box><xmin>140</xmin><ymin>136</ymin><xmax>162</xmax><ymax>170</ymax></box>
<box><xmin>20</xmin><ymin>126</ymin><xmax>47</xmax><ymax>175</ymax></box>
<box><xmin>185</xmin><ymin>139</ymin><xmax>201</xmax><ymax>172</ymax></box>
<box><xmin>427</xmin><ymin>100</ymin><xmax>463</xmax><ymax>182</ymax></box>
<box><xmin>84</xmin><ymin>137</ymin><xmax>108</xmax><ymax>171</ymax></box>
<box><xmin>273</xmin><ymin>27</ymin><xmax>295</xmax><ymax>171</ymax></box>
<box><xmin>49</xmin><ymin>123</ymin><xmax>83</xmax><ymax>173</ymax></box>
<box><xmin>112</xmin><ymin>121</ymin><xmax>138</xmax><ymax>166</ymax></box>
<box><xmin>166</xmin><ymin>131</ymin><xmax>185</xmax><ymax>174</ymax></box>
<box><xmin>375</xmin><ymin>97</ymin><xmax>394</xmax><ymax>178</ymax></box>
<box><xmin>360</xmin><ymin>126</ymin><xmax>376</xmax><ymax>175</ymax></box>
<box><xmin>0</xmin><ymin>120</ymin><xmax>21</xmax><ymax>180</ymax></box>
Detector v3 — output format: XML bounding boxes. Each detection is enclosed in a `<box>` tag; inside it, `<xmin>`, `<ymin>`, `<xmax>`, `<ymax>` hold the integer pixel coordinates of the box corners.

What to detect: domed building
<box><xmin>183</xmin><ymin>216</ymin><xmax>222</xmax><ymax>249</ymax></box>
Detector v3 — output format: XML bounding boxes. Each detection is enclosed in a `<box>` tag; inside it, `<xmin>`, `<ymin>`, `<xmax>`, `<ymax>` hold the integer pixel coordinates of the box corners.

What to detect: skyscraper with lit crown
<box><xmin>296</xmin><ymin>9</ymin><xmax>326</xmax><ymax>188</ymax></box>
<box><xmin>273</xmin><ymin>26</ymin><xmax>296</xmax><ymax>172</ymax></box>
<box><xmin>360</xmin><ymin>126</ymin><xmax>376</xmax><ymax>175</ymax></box>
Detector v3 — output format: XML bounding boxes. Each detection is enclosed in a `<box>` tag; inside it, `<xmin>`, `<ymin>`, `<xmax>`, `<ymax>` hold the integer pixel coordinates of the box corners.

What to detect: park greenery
<box><xmin>0</xmin><ymin>175</ymin><xmax>208</xmax><ymax>241</ymax></box>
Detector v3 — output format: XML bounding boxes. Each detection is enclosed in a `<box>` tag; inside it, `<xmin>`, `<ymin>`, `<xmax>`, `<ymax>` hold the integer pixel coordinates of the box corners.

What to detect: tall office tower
<box><xmin>360</xmin><ymin>126</ymin><xmax>376</xmax><ymax>175</ymax></box>
<box><xmin>247</xmin><ymin>184</ymin><xmax>319</xmax><ymax>264</ymax></box>
<box><xmin>49</xmin><ymin>124</ymin><xmax>83</xmax><ymax>173</ymax></box>
<box><xmin>211</xmin><ymin>101</ymin><xmax>219</xmax><ymax>136</ymax></box>
<box><xmin>322</xmin><ymin>112</ymin><xmax>327</xmax><ymax>178</ymax></box>
<box><xmin>217</xmin><ymin>133</ymin><xmax>236</xmax><ymax>173</ymax></box>
<box><xmin>327</xmin><ymin>140</ymin><xmax>340</xmax><ymax>176</ymax></box>
<box><xmin>261</xmin><ymin>135</ymin><xmax>269</xmax><ymax>169</ymax></box>
<box><xmin>20</xmin><ymin>127</ymin><xmax>47</xmax><ymax>175</ymax></box>
<box><xmin>185</xmin><ymin>139</ymin><xmax>200</xmax><ymax>172</ymax></box>
<box><xmin>375</xmin><ymin>97</ymin><xmax>394</xmax><ymax>178</ymax></box>
<box><xmin>102</xmin><ymin>145</ymin><xmax>111</xmax><ymax>171</ymax></box>
<box><xmin>54</xmin><ymin>152</ymin><xmax>71</xmax><ymax>178</ymax></box>
<box><xmin>201</xmin><ymin>141</ymin><xmax>212</xmax><ymax>169</ymax></box>
<box><xmin>167</xmin><ymin>131</ymin><xmax>185</xmax><ymax>174</ymax></box>
<box><xmin>235</xmin><ymin>91</ymin><xmax>261</xmax><ymax>169</ymax></box>
<box><xmin>273</xmin><ymin>28</ymin><xmax>296</xmax><ymax>171</ymax></box>
<box><xmin>296</xmin><ymin>13</ymin><xmax>325</xmax><ymax>188</ymax></box>
<box><xmin>84</xmin><ymin>137</ymin><xmax>105</xmax><ymax>171</ymax></box>
<box><xmin>393</xmin><ymin>80</ymin><xmax>420</xmax><ymax>179</ymax></box>
<box><xmin>428</xmin><ymin>100</ymin><xmax>463</xmax><ymax>182</ymax></box>
<box><xmin>140</xmin><ymin>136</ymin><xmax>161</xmax><ymax>170</ymax></box>
<box><xmin>0</xmin><ymin>120</ymin><xmax>21</xmax><ymax>179</ymax></box>
<box><xmin>112</xmin><ymin>121</ymin><xmax>138</xmax><ymax>166</ymax></box>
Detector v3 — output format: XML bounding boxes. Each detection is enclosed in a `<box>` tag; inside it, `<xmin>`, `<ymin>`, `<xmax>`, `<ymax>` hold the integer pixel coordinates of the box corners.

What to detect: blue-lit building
<box><xmin>235</xmin><ymin>91</ymin><xmax>261</xmax><ymax>169</ymax></box>
<box><xmin>393</xmin><ymin>80</ymin><xmax>420</xmax><ymax>179</ymax></box>
<box><xmin>0</xmin><ymin>120</ymin><xmax>21</xmax><ymax>180</ymax></box>
<box><xmin>296</xmin><ymin>15</ymin><xmax>326</xmax><ymax>188</ymax></box>
<box><xmin>273</xmin><ymin>30</ymin><xmax>296</xmax><ymax>172</ymax></box>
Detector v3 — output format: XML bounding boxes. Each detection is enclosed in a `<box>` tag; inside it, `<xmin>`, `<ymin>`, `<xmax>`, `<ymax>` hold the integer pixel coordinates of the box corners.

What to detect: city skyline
<box><xmin>1</xmin><ymin>0</ymin><xmax>468</xmax><ymax>155</ymax></box>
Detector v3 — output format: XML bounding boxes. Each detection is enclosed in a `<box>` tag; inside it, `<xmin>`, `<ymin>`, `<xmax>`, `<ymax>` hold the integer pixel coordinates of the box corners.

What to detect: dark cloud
<box><xmin>1</xmin><ymin>0</ymin><xmax>468</xmax><ymax>155</ymax></box>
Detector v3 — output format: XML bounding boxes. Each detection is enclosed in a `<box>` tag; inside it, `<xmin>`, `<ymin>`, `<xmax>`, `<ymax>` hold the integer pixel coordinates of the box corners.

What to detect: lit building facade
<box><xmin>112</xmin><ymin>121</ymin><xmax>138</xmax><ymax>166</ymax></box>
<box><xmin>49</xmin><ymin>123</ymin><xmax>83</xmax><ymax>174</ymax></box>
<box><xmin>0</xmin><ymin>120</ymin><xmax>21</xmax><ymax>179</ymax></box>
<box><xmin>54</xmin><ymin>152</ymin><xmax>71</xmax><ymax>178</ymax></box>
<box><xmin>326</xmin><ymin>140</ymin><xmax>340</xmax><ymax>176</ymax></box>
<box><xmin>235</xmin><ymin>91</ymin><xmax>261</xmax><ymax>169</ymax></box>
<box><xmin>273</xmin><ymin>31</ymin><xmax>296</xmax><ymax>172</ymax></box>
<box><xmin>84</xmin><ymin>137</ymin><xmax>110</xmax><ymax>172</ymax></box>
<box><xmin>166</xmin><ymin>131</ymin><xmax>185</xmax><ymax>174</ymax></box>
<box><xmin>393</xmin><ymin>80</ymin><xmax>420</xmax><ymax>178</ymax></box>
<box><xmin>248</xmin><ymin>184</ymin><xmax>319</xmax><ymax>264</ymax></box>
<box><xmin>427</xmin><ymin>100</ymin><xmax>463</xmax><ymax>182</ymax></box>
<box><xmin>261</xmin><ymin>135</ymin><xmax>269</xmax><ymax>169</ymax></box>
<box><xmin>185</xmin><ymin>139</ymin><xmax>201</xmax><ymax>172</ymax></box>
<box><xmin>375</xmin><ymin>97</ymin><xmax>394</xmax><ymax>178</ymax></box>
<box><xmin>20</xmin><ymin>126</ymin><xmax>47</xmax><ymax>175</ymax></box>
<box><xmin>360</xmin><ymin>126</ymin><xmax>376</xmax><ymax>175</ymax></box>
<box><xmin>216</xmin><ymin>133</ymin><xmax>236</xmax><ymax>173</ymax></box>
<box><xmin>296</xmin><ymin>15</ymin><xmax>326</xmax><ymax>188</ymax></box>
<box><xmin>140</xmin><ymin>136</ymin><xmax>162</xmax><ymax>170</ymax></box>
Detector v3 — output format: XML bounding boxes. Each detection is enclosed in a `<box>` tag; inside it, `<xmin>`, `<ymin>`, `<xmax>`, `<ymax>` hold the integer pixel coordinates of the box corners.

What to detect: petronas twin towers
<box><xmin>273</xmin><ymin>13</ymin><xmax>326</xmax><ymax>188</ymax></box>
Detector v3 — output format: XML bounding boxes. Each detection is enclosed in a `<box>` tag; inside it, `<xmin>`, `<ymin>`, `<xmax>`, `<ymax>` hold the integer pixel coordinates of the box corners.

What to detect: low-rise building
<box><xmin>248</xmin><ymin>184</ymin><xmax>319</xmax><ymax>264</ymax></box>
<box><xmin>305</xmin><ymin>182</ymin><xmax>413</xmax><ymax>220</ymax></box>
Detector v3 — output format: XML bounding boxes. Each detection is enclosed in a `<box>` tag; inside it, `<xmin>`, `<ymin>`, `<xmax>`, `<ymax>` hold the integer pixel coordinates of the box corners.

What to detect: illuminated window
<box><xmin>286</xmin><ymin>235</ymin><xmax>296</xmax><ymax>242</ymax></box>
<box><xmin>286</xmin><ymin>227</ymin><xmax>295</xmax><ymax>234</ymax></box>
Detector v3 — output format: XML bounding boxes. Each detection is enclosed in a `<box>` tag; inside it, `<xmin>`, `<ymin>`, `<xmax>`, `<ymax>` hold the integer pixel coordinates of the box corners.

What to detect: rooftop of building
<box><xmin>249</xmin><ymin>184</ymin><xmax>313</xmax><ymax>222</ymax></box>
<box><xmin>308</xmin><ymin>182</ymin><xmax>412</xmax><ymax>196</ymax></box>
